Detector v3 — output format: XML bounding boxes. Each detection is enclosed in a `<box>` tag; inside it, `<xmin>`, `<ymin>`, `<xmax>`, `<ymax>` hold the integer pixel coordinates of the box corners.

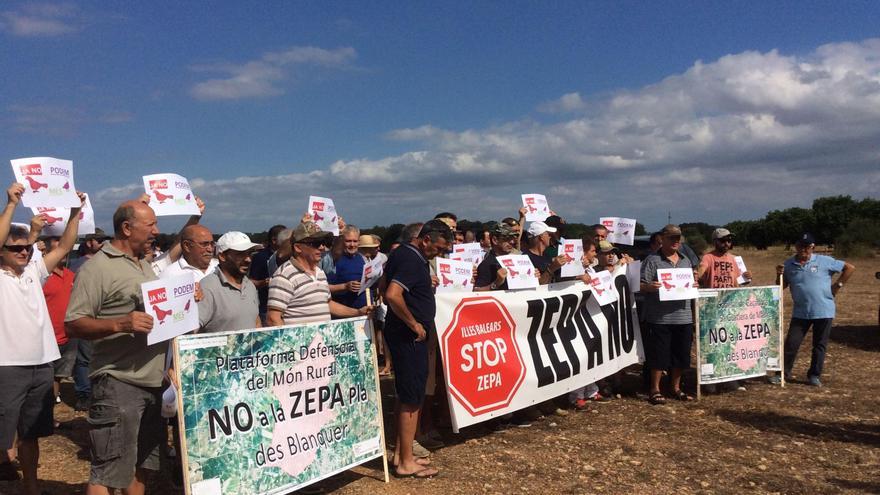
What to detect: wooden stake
<box><xmin>365</xmin><ymin>291</ymin><xmax>391</xmax><ymax>483</ymax></box>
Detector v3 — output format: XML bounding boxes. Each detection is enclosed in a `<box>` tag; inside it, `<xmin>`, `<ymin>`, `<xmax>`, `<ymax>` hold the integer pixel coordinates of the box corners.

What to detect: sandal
<box><xmin>648</xmin><ymin>393</ymin><xmax>666</xmax><ymax>405</ymax></box>
<box><xmin>672</xmin><ymin>390</ymin><xmax>694</xmax><ymax>401</ymax></box>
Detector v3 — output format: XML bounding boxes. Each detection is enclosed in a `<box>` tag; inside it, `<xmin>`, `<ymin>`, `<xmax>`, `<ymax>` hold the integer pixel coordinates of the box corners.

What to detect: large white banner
<box><xmin>436</xmin><ymin>265</ymin><xmax>643</xmax><ymax>431</ymax></box>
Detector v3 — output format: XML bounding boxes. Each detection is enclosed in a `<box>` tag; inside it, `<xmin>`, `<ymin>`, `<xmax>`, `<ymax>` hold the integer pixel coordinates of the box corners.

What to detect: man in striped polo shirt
<box><xmin>266</xmin><ymin>221</ymin><xmax>370</xmax><ymax>326</ymax></box>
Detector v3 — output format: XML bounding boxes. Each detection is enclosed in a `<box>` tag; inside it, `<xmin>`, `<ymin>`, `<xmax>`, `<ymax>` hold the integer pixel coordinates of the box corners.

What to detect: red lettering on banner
<box><xmin>440</xmin><ymin>263</ymin><xmax>451</xmax><ymax>274</ymax></box>
<box><xmin>602</xmin><ymin>219</ymin><xmax>614</xmax><ymax>228</ymax></box>
<box><xmin>149</xmin><ymin>179</ymin><xmax>168</xmax><ymax>190</ymax></box>
<box><xmin>148</xmin><ymin>288</ymin><xmax>168</xmax><ymax>305</ymax></box>
<box><xmin>661</xmin><ymin>272</ymin><xmax>672</xmax><ymax>281</ymax></box>
<box><xmin>20</xmin><ymin>164</ymin><xmax>42</xmax><ymax>176</ymax></box>
<box><xmin>442</xmin><ymin>297</ymin><xmax>525</xmax><ymax>415</ymax></box>
<box><xmin>312</xmin><ymin>202</ymin><xmax>324</xmax><ymax>212</ymax></box>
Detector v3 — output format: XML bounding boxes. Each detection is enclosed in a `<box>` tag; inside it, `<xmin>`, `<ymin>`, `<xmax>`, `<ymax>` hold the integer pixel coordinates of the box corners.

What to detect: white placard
<box><xmin>599</xmin><ymin>217</ymin><xmax>637</xmax><ymax>246</ymax></box>
<box><xmin>589</xmin><ymin>270</ymin><xmax>619</xmax><ymax>305</ymax></box>
<box><xmin>497</xmin><ymin>254</ymin><xmax>538</xmax><ymax>290</ymax></box>
<box><xmin>143</xmin><ymin>173</ymin><xmax>200</xmax><ymax>216</ymax></box>
<box><xmin>10</xmin><ymin>157</ymin><xmax>81</xmax><ymax>208</ymax></box>
<box><xmin>358</xmin><ymin>256</ymin><xmax>384</xmax><ymax>295</ymax></box>
<box><xmin>141</xmin><ymin>272</ymin><xmax>199</xmax><ymax>345</ymax></box>
<box><xmin>307</xmin><ymin>196</ymin><xmax>339</xmax><ymax>236</ymax></box>
<box><xmin>450</xmin><ymin>242</ymin><xmax>484</xmax><ymax>265</ymax></box>
<box><xmin>560</xmin><ymin>239</ymin><xmax>585</xmax><ymax>277</ymax></box>
<box><xmin>30</xmin><ymin>193</ymin><xmax>95</xmax><ymax>237</ymax></box>
<box><xmin>521</xmin><ymin>193</ymin><xmax>550</xmax><ymax>222</ymax></box>
<box><xmin>657</xmin><ymin>268</ymin><xmax>699</xmax><ymax>301</ymax></box>
<box><xmin>734</xmin><ymin>256</ymin><xmax>750</xmax><ymax>285</ymax></box>
<box><xmin>435</xmin><ymin>258</ymin><xmax>474</xmax><ymax>293</ymax></box>
<box><xmin>626</xmin><ymin>260</ymin><xmax>641</xmax><ymax>293</ymax></box>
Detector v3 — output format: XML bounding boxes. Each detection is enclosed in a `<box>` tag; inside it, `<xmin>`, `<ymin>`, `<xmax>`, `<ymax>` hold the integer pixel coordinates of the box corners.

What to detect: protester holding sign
<box><xmin>63</xmin><ymin>197</ymin><xmax>166</xmax><ymax>495</ymax></box>
<box><xmin>525</xmin><ymin>221</ymin><xmax>566</xmax><ymax>285</ymax></box>
<box><xmin>1</xmin><ymin>183</ymin><xmax>84</xmax><ymax>495</ymax></box>
<box><xmin>640</xmin><ymin>224</ymin><xmax>696</xmax><ymax>404</ymax></box>
<box><xmin>329</xmin><ymin>226</ymin><xmax>368</xmax><ymax>309</ymax></box>
<box><xmin>198</xmin><ymin>232</ymin><xmax>261</xmax><ymax>333</ymax></box>
<box><xmin>383</xmin><ymin>219</ymin><xmax>451</xmax><ymax>479</ymax></box>
<box><xmin>474</xmin><ymin>223</ymin><xmax>519</xmax><ymax>291</ymax></box>
<box><xmin>158</xmin><ymin>225</ymin><xmax>218</xmax><ymax>282</ymax></box>
<box><xmin>773</xmin><ymin>233</ymin><xmax>855</xmax><ymax>387</ymax></box>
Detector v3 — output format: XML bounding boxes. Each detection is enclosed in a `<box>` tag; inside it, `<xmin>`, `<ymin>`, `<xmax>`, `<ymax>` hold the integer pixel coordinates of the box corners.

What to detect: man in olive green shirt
<box><xmin>65</xmin><ymin>199</ymin><xmax>161</xmax><ymax>495</ymax></box>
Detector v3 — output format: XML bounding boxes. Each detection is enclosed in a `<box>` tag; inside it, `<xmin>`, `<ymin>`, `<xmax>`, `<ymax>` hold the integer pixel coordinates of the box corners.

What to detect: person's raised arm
<box><xmin>1</xmin><ymin>183</ymin><xmax>24</xmax><ymax>246</ymax></box>
<box><xmin>27</xmin><ymin>214</ymin><xmax>45</xmax><ymax>244</ymax></box>
<box><xmin>164</xmin><ymin>196</ymin><xmax>206</xmax><ymax>263</ymax></box>
<box><xmin>43</xmin><ymin>191</ymin><xmax>86</xmax><ymax>272</ymax></box>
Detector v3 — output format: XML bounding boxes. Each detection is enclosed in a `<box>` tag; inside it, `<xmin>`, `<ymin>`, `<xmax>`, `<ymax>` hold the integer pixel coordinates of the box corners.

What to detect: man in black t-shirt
<box><xmin>474</xmin><ymin>223</ymin><xmax>519</xmax><ymax>291</ymax></box>
<box><xmin>525</xmin><ymin>221</ymin><xmax>566</xmax><ymax>285</ymax></box>
<box><xmin>384</xmin><ymin>220</ymin><xmax>451</xmax><ymax>478</ymax></box>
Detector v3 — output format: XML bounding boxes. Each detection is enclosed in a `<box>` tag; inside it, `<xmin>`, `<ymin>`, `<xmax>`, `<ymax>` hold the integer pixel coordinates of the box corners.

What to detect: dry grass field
<box><xmin>2</xmin><ymin>247</ymin><xmax>878</xmax><ymax>495</ymax></box>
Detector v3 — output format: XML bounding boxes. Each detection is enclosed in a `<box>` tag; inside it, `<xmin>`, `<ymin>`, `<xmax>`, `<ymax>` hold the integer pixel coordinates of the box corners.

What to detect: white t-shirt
<box><xmin>158</xmin><ymin>256</ymin><xmax>218</xmax><ymax>283</ymax></box>
<box><xmin>0</xmin><ymin>258</ymin><xmax>61</xmax><ymax>366</ymax></box>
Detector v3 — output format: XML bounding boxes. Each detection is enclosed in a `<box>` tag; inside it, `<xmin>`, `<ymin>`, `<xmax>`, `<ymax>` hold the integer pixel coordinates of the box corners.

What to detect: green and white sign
<box><xmin>174</xmin><ymin>317</ymin><xmax>385</xmax><ymax>495</ymax></box>
<box><xmin>696</xmin><ymin>286</ymin><xmax>782</xmax><ymax>385</ymax></box>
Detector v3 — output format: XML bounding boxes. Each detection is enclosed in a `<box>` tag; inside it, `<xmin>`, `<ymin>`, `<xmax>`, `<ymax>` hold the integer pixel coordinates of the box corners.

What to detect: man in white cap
<box><xmin>198</xmin><ymin>232</ymin><xmax>262</xmax><ymax>333</ymax></box>
<box><xmin>525</xmin><ymin>221</ymin><xmax>566</xmax><ymax>285</ymax></box>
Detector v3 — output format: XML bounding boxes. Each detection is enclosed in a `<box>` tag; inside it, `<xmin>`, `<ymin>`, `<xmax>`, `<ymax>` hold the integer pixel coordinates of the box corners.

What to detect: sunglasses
<box><xmin>3</xmin><ymin>244</ymin><xmax>34</xmax><ymax>253</ymax></box>
<box><xmin>298</xmin><ymin>238</ymin><xmax>333</xmax><ymax>249</ymax></box>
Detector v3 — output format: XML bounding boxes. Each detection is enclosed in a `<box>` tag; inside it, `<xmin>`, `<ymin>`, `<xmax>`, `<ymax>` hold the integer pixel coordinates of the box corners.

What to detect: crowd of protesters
<box><xmin>0</xmin><ymin>181</ymin><xmax>857</xmax><ymax>492</ymax></box>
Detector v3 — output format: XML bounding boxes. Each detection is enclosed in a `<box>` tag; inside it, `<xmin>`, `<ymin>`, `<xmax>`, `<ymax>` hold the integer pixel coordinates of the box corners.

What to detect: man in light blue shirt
<box><xmin>774</xmin><ymin>233</ymin><xmax>855</xmax><ymax>387</ymax></box>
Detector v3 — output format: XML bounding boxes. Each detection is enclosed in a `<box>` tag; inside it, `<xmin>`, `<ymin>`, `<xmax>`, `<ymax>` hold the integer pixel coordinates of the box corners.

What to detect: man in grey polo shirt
<box><xmin>640</xmin><ymin>224</ymin><xmax>697</xmax><ymax>405</ymax></box>
<box><xmin>198</xmin><ymin>232</ymin><xmax>261</xmax><ymax>333</ymax></box>
<box><xmin>65</xmin><ymin>199</ymin><xmax>162</xmax><ymax>495</ymax></box>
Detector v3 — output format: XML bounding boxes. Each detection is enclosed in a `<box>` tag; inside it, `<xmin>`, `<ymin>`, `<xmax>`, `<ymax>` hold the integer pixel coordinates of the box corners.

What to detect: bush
<box><xmin>834</xmin><ymin>216</ymin><xmax>880</xmax><ymax>258</ymax></box>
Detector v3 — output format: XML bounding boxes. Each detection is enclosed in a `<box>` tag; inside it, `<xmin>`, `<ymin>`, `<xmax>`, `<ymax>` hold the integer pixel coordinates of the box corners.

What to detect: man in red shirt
<box><xmin>42</xmin><ymin>236</ymin><xmax>77</xmax><ymax>405</ymax></box>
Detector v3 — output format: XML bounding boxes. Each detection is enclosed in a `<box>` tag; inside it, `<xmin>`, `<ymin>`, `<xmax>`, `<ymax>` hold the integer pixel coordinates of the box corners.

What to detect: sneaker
<box><xmin>587</xmin><ymin>392</ymin><xmax>610</xmax><ymax>403</ymax></box>
<box><xmin>412</xmin><ymin>440</ymin><xmax>431</xmax><ymax>458</ymax></box>
<box><xmin>768</xmin><ymin>374</ymin><xmax>793</xmax><ymax>385</ymax></box>
<box><xmin>572</xmin><ymin>399</ymin><xmax>589</xmax><ymax>411</ymax></box>
<box><xmin>553</xmin><ymin>407</ymin><xmax>570</xmax><ymax>417</ymax></box>
<box><xmin>0</xmin><ymin>462</ymin><xmax>19</xmax><ymax>481</ymax></box>
<box><xmin>808</xmin><ymin>376</ymin><xmax>822</xmax><ymax>387</ymax></box>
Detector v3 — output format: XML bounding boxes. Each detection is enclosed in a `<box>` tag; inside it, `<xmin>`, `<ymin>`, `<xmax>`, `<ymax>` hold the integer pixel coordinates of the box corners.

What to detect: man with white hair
<box><xmin>0</xmin><ymin>183</ymin><xmax>85</xmax><ymax>495</ymax></box>
<box><xmin>328</xmin><ymin>225</ymin><xmax>367</xmax><ymax>309</ymax></box>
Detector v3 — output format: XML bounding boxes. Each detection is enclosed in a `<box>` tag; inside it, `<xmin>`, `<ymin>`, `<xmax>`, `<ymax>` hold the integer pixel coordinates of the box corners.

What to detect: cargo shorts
<box><xmin>87</xmin><ymin>374</ymin><xmax>164</xmax><ymax>489</ymax></box>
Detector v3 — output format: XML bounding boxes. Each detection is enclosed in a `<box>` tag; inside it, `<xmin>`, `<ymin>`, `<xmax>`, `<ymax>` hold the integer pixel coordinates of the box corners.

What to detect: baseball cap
<box><xmin>661</xmin><ymin>224</ymin><xmax>682</xmax><ymax>236</ymax></box>
<box><xmin>545</xmin><ymin>215</ymin><xmax>564</xmax><ymax>229</ymax></box>
<box><xmin>293</xmin><ymin>221</ymin><xmax>332</xmax><ymax>242</ymax></box>
<box><xmin>527</xmin><ymin>221</ymin><xmax>557</xmax><ymax>237</ymax></box>
<box><xmin>216</xmin><ymin>231</ymin><xmax>261</xmax><ymax>253</ymax></box>
<box><xmin>712</xmin><ymin>228</ymin><xmax>733</xmax><ymax>240</ymax></box>
<box><xmin>492</xmin><ymin>223</ymin><xmax>518</xmax><ymax>238</ymax></box>
<box><xmin>796</xmin><ymin>232</ymin><xmax>816</xmax><ymax>245</ymax></box>
<box><xmin>598</xmin><ymin>240</ymin><xmax>617</xmax><ymax>253</ymax></box>
<box><xmin>358</xmin><ymin>234</ymin><xmax>379</xmax><ymax>248</ymax></box>
<box><xmin>84</xmin><ymin>228</ymin><xmax>110</xmax><ymax>241</ymax></box>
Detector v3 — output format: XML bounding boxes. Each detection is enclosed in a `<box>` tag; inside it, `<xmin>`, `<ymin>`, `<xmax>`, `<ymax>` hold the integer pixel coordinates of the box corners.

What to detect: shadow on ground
<box><xmin>716</xmin><ymin>409</ymin><xmax>880</xmax><ymax>447</ymax></box>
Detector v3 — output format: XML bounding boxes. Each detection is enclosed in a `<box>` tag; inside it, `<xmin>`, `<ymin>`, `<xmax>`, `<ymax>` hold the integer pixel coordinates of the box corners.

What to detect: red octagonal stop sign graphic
<box><xmin>441</xmin><ymin>297</ymin><xmax>526</xmax><ymax>416</ymax></box>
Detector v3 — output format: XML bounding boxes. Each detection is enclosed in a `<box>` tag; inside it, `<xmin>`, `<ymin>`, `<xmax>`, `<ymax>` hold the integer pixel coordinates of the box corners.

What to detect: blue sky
<box><xmin>3</xmin><ymin>1</ymin><xmax>880</xmax><ymax>234</ymax></box>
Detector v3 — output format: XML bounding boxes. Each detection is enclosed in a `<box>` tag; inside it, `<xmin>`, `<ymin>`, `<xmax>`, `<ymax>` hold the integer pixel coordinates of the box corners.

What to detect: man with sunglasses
<box><xmin>697</xmin><ymin>228</ymin><xmax>751</xmax><ymax>289</ymax></box>
<box><xmin>266</xmin><ymin>222</ymin><xmax>370</xmax><ymax>327</ymax></box>
<box><xmin>1</xmin><ymin>183</ymin><xmax>85</xmax><ymax>495</ymax></box>
<box><xmin>158</xmin><ymin>224</ymin><xmax>218</xmax><ymax>283</ymax></box>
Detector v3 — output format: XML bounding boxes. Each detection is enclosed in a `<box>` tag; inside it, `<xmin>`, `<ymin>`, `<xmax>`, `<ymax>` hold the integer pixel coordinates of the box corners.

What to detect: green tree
<box><xmin>812</xmin><ymin>195</ymin><xmax>857</xmax><ymax>245</ymax></box>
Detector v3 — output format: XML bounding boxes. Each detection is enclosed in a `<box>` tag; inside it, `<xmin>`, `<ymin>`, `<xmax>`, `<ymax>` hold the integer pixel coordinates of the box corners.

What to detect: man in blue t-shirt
<box><xmin>774</xmin><ymin>233</ymin><xmax>855</xmax><ymax>387</ymax></box>
<box><xmin>328</xmin><ymin>226</ymin><xmax>367</xmax><ymax>309</ymax></box>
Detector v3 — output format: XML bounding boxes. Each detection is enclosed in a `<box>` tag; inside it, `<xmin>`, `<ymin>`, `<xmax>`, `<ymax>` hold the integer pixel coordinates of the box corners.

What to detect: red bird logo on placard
<box><xmin>41</xmin><ymin>214</ymin><xmax>63</xmax><ymax>225</ymax></box>
<box><xmin>25</xmin><ymin>176</ymin><xmax>48</xmax><ymax>192</ymax></box>
<box><xmin>184</xmin><ymin>299</ymin><xmax>191</xmax><ymax>311</ymax></box>
<box><xmin>594</xmin><ymin>286</ymin><xmax>605</xmax><ymax>296</ymax></box>
<box><xmin>441</xmin><ymin>273</ymin><xmax>453</xmax><ymax>286</ymax></box>
<box><xmin>62</xmin><ymin>181</ymin><xmax>70</xmax><ymax>190</ymax></box>
<box><xmin>662</xmin><ymin>280</ymin><xmax>675</xmax><ymax>290</ymax></box>
<box><xmin>154</xmin><ymin>190</ymin><xmax>174</xmax><ymax>203</ymax></box>
<box><xmin>621</xmin><ymin>230</ymin><xmax>629</xmax><ymax>236</ymax></box>
<box><xmin>508</xmin><ymin>268</ymin><xmax>520</xmax><ymax>277</ymax></box>
<box><xmin>527</xmin><ymin>205</ymin><xmax>537</xmax><ymax>213</ymax></box>
<box><xmin>684</xmin><ymin>282</ymin><xmax>690</xmax><ymax>288</ymax></box>
<box><xmin>185</xmin><ymin>193</ymin><xmax>191</xmax><ymax>200</ymax></box>
<box><xmin>463</xmin><ymin>278</ymin><xmax>469</xmax><ymax>287</ymax></box>
<box><xmin>153</xmin><ymin>304</ymin><xmax>173</xmax><ymax>324</ymax></box>
<box><xmin>313</xmin><ymin>212</ymin><xmax>324</xmax><ymax>222</ymax></box>
<box><xmin>331</xmin><ymin>216</ymin><xmax>337</xmax><ymax>223</ymax></box>
<box><xmin>562</xmin><ymin>253</ymin><xmax>575</xmax><ymax>264</ymax></box>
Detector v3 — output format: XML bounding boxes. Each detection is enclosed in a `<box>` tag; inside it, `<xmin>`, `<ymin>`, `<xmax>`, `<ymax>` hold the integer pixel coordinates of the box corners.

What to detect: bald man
<box><xmin>159</xmin><ymin>224</ymin><xmax>218</xmax><ymax>282</ymax></box>
<box><xmin>65</xmin><ymin>199</ymin><xmax>165</xmax><ymax>495</ymax></box>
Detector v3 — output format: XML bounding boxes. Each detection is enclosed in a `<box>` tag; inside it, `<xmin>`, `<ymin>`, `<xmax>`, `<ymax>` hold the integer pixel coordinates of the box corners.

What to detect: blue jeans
<box><xmin>784</xmin><ymin>317</ymin><xmax>832</xmax><ymax>378</ymax></box>
<box><xmin>73</xmin><ymin>339</ymin><xmax>92</xmax><ymax>398</ymax></box>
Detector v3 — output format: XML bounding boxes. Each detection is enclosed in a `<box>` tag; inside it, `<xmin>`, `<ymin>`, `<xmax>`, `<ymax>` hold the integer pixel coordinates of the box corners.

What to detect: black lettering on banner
<box><xmin>555</xmin><ymin>294</ymin><xmax>582</xmax><ymax>376</ymax></box>
<box><xmin>575</xmin><ymin>291</ymin><xmax>604</xmax><ymax>369</ymax></box>
<box><xmin>614</xmin><ymin>274</ymin><xmax>636</xmax><ymax>353</ymax></box>
<box><xmin>602</xmin><ymin>303</ymin><xmax>621</xmax><ymax>361</ymax></box>
<box><xmin>539</xmin><ymin>297</ymin><xmax>571</xmax><ymax>382</ymax></box>
<box><xmin>526</xmin><ymin>299</ymin><xmax>555</xmax><ymax>387</ymax></box>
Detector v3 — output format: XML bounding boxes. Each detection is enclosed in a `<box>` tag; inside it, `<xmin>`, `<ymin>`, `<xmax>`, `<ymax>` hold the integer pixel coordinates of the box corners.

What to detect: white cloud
<box><xmin>91</xmin><ymin>39</ymin><xmax>880</xmax><ymax>231</ymax></box>
<box><xmin>190</xmin><ymin>46</ymin><xmax>357</xmax><ymax>101</ymax></box>
<box><xmin>7</xmin><ymin>104</ymin><xmax>133</xmax><ymax>136</ymax></box>
<box><xmin>538</xmin><ymin>92</ymin><xmax>587</xmax><ymax>113</ymax></box>
<box><xmin>1</xmin><ymin>3</ymin><xmax>80</xmax><ymax>37</ymax></box>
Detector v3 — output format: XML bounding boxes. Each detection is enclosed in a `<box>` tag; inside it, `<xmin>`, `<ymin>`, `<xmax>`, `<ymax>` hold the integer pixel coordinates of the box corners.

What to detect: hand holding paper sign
<box><xmin>117</xmin><ymin>312</ymin><xmax>155</xmax><ymax>334</ymax></box>
<box><xmin>10</xmin><ymin>157</ymin><xmax>81</xmax><ymax>208</ymax></box>
<box><xmin>6</xmin><ymin>183</ymin><xmax>24</xmax><ymax>206</ymax></box>
<box><xmin>308</xmin><ymin>196</ymin><xmax>340</xmax><ymax>236</ymax></box>
<box><xmin>521</xmin><ymin>194</ymin><xmax>551</xmax><ymax>222</ymax></box>
<box><xmin>657</xmin><ymin>268</ymin><xmax>700</xmax><ymax>301</ymax></box>
<box><xmin>142</xmin><ymin>173</ymin><xmax>200</xmax><ymax>216</ymax></box>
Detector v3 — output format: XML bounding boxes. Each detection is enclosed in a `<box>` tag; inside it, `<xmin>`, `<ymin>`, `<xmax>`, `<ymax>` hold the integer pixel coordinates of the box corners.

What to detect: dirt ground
<box><xmin>2</xmin><ymin>247</ymin><xmax>878</xmax><ymax>495</ymax></box>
